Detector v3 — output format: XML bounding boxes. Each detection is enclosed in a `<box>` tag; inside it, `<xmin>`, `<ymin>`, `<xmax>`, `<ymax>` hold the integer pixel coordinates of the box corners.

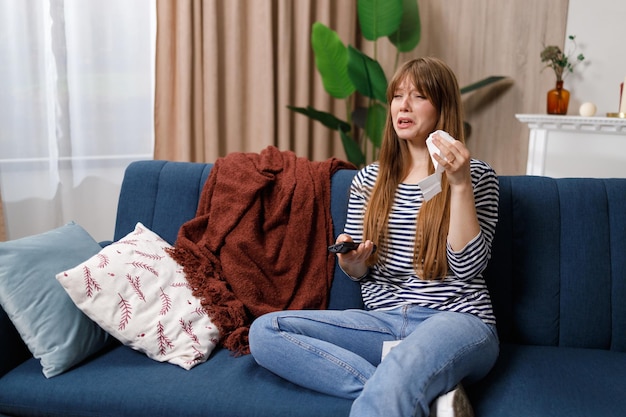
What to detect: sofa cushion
<box><xmin>57</xmin><ymin>222</ymin><xmax>219</xmax><ymax>370</ymax></box>
<box><xmin>0</xmin><ymin>345</ymin><xmax>353</xmax><ymax>417</ymax></box>
<box><xmin>468</xmin><ymin>344</ymin><xmax>626</xmax><ymax>417</ymax></box>
<box><xmin>0</xmin><ymin>222</ymin><xmax>111</xmax><ymax>378</ymax></box>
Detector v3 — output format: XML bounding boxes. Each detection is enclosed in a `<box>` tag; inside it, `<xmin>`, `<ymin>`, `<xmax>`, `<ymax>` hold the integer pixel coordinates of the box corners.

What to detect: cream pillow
<box><xmin>57</xmin><ymin>223</ymin><xmax>219</xmax><ymax>369</ymax></box>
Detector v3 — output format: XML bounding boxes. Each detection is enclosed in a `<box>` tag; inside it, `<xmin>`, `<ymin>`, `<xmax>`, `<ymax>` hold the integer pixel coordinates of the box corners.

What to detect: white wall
<box><xmin>565</xmin><ymin>0</ymin><xmax>626</xmax><ymax>115</ymax></box>
<box><xmin>543</xmin><ymin>131</ymin><xmax>626</xmax><ymax>177</ymax></box>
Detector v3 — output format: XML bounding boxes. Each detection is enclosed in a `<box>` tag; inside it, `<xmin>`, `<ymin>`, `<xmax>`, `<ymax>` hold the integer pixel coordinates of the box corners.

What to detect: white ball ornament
<box><xmin>579</xmin><ymin>102</ymin><xmax>597</xmax><ymax>117</ymax></box>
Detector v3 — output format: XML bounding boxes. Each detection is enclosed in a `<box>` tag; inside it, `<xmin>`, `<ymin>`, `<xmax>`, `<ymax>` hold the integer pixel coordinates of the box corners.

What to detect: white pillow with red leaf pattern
<box><xmin>56</xmin><ymin>222</ymin><xmax>219</xmax><ymax>369</ymax></box>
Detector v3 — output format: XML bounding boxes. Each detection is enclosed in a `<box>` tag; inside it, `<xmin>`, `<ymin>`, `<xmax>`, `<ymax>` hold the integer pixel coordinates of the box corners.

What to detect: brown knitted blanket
<box><xmin>169</xmin><ymin>146</ymin><xmax>354</xmax><ymax>355</ymax></box>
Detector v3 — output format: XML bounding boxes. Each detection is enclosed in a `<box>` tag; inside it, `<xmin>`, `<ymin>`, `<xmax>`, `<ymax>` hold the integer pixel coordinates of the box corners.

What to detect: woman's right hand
<box><xmin>335</xmin><ymin>234</ymin><xmax>376</xmax><ymax>279</ymax></box>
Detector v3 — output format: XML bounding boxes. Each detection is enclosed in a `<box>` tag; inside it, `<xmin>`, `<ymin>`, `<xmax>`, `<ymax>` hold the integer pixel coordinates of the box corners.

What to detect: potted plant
<box><xmin>540</xmin><ymin>35</ymin><xmax>585</xmax><ymax>115</ymax></box>
<box><xmin>290</xmin><ymin>0</ymin><xmax>506</xmax><ymax>166</ymax></box>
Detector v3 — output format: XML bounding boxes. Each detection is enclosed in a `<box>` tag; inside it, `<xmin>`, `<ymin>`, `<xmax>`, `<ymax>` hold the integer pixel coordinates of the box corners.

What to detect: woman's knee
<box><xmin>248</xmin><ymin>311</ymin><xmax>280</xmax><ymax>358</ymax></box>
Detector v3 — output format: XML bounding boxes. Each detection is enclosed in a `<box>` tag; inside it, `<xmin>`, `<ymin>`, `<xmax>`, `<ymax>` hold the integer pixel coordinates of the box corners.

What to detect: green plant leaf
<box><xmin>311</xmin><ymin>22</ymin><xmax>355</xmax><ymax>99</ymax></box>
<box><xmin>339</xmin><ymin>129</ymin><xmax>366</xmax><ymax>166</ymax></box>
<box><xmin>460</xmin><ymin>76</ymin><xmax>506</xmax><ymax>95</ymax></box>
<box><xmin>347</xmin><ymin>46</ymin><xmax>388</xmax><ymax>103</ymax></box>
<box><xmin>357</xmin><ymin>0</ymin><xmax>403</xmax><ymax>41</ymax></box>
<box><xmin>388</xmin><ymin>0</ymin><xmax>421</xmax><ymax>52</ymax></box>
<box><xmin>365</xmin><ymin>103</ymin><xmax>387</xmax><ymax>148</ymax></box>
<box><xmin>287</xmin><ymin>105</ymin><xmax>351</xmax><ymax>132</ymax></box>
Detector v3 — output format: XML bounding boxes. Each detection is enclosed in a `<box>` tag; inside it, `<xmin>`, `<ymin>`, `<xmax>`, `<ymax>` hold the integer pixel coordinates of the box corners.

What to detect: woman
<box><xmin>249</xmin><ymin>57</ymin><xmax>500</xmax><ymax>417</ymax></box>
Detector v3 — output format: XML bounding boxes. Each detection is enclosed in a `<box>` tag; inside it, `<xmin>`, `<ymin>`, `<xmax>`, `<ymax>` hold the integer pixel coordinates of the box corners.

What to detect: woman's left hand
<box><xmin>432</xmin><ymin>132</ymin><xmax>480</xmax><ymax>251</ymax></box>
<box><xmin>431</xmin><ymin>133</ymin><xmax>472</xmax><ymax>188</ymax></box>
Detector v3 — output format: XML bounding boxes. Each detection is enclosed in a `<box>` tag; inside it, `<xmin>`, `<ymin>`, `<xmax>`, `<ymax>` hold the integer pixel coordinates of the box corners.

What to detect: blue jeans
<box><xmin>248</xmin><ymin>305</ymin><xmax>499</xmax><ymax>417</ymax></box>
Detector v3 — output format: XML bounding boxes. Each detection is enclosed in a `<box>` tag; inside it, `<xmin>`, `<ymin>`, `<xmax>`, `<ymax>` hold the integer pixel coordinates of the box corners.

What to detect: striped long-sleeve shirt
<box><xmin>343</xmin><ymin>159</ymin><xmax>499</xmax><ymax>325</ymax></box>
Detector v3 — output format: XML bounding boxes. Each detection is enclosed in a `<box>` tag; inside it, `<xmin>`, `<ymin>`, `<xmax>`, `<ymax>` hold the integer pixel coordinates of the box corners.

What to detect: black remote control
<box><xmin>328</xmin><ymin>241</ymin><xmax>377</xmax><ymax>254</ymax></box>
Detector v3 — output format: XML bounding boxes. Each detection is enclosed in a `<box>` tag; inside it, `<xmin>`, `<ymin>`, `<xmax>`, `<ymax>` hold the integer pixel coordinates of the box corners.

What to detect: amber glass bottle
<box><xmin>547</xmin><ymin>80</ymin><xmax>570</xmax><ymax>115</ymax></box>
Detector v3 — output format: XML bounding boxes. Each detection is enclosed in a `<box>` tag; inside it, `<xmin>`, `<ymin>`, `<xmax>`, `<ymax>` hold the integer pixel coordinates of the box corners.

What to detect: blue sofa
<box><xmin>1</xmin><ymin>160</ymin><xmax>625</xmax><ymax>416</ymax></box>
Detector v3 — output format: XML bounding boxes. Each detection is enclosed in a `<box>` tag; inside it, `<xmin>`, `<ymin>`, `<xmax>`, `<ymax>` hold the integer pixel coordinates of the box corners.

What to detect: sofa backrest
<box><xmin>486</xmin><ymin>176</ymin><xmax>626</xmax><ymax>352</ymax></box>
<box><xmin>114</xmin><ymin>160</ymin><xmax>213</xmax><ymax>244</ymax></box>
<box><xmin>116</xmin><ymin>161</ymin><xmax>626</xmax><ymax>352</ymax></box>
<box><xmin>114</xmin><ymin>161</ymin><xmax>363</xmax><ymax>311</ymax></box>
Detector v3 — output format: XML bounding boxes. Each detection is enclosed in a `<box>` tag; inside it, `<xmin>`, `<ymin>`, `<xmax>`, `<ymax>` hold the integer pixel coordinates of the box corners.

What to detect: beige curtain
<box><xmin>154</xmin><ymin>0</ymin><xmax>358</xmax><ymax>163</ymax></box>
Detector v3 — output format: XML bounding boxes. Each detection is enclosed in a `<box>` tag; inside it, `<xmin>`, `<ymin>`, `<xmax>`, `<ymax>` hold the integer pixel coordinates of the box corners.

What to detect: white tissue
<box><xmin>418</xmin><ymin>172</ymin><xmax>443</xmax><ymax>201</ymax></box>
<box><xmin>418</xmin><ymin>130</ymin><xmax>456</xmax><ymax>201</ymax></box>
<box><xmin>381</xmin><ymin>340</ymin><xmax>402</xmax><ymax>361</ymax></box>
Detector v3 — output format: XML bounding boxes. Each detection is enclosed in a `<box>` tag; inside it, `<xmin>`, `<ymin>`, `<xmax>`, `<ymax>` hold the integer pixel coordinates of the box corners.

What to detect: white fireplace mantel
<box><xmin>516</xmin><ymin>114</ymin><xmax>626</xmax><ymax>177</ymax></box>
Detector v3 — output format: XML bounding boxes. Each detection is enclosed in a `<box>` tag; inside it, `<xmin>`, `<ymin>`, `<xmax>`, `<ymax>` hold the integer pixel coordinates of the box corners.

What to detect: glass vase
<box><xmin>547</xmin><ymin>80</ymin><xmax>570</xmax><ymax>115</ymax></box>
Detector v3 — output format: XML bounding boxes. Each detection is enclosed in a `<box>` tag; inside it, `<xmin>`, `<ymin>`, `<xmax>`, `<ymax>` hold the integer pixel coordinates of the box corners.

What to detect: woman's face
<box><xmin>390</xmin><ymin>76</ymin><xmax>438</xmax><ymax>144</ymax></box>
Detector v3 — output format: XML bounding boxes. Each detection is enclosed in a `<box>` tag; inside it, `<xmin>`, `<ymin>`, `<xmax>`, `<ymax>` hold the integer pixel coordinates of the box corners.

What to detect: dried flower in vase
<box><xmin>540</xmin><ymin>35</ymin><xmax>585</xmax><ymax>82</ymax></box>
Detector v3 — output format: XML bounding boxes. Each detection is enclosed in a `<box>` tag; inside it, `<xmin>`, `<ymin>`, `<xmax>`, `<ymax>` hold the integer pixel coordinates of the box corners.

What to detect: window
<box><xmin>0</xmin><ymin>0</ymin><xmax>155</xmax><ymax>241</ymax></box>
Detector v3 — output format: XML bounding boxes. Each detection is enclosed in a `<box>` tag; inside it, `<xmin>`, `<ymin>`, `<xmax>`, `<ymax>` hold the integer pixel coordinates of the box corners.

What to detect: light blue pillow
<box><xmin>0</xmin><ymin>222</ymin><xmax>111</xmax><ymax>378</ymax></box>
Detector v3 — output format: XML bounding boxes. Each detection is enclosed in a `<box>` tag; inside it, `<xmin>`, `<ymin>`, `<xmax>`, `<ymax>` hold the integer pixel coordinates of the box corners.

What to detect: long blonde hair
<box><xmin>363</xmin><ymin>57</ymin><xmax>465</xmax><ymax>280</ymax></box>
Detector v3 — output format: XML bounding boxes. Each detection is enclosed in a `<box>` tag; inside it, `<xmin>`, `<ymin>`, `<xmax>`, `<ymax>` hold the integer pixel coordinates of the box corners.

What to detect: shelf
<box><xmin>515</xmin><ymin>114</ymin><xmax>626</xmax><ymax>134</ymax></box>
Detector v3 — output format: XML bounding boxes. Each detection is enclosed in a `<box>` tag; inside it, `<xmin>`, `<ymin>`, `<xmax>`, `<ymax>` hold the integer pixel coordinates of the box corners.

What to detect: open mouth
<box><xmin>397</xmin><ymin>117</ymin><xmax>413</xmax><ymax>127</ymax></box>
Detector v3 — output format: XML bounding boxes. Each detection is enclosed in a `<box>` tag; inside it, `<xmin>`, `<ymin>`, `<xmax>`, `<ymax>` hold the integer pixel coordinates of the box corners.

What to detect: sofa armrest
<box><xmin>0</xmin><ymin>306</ymin><xmax>31</xmax><ymax>377</ymax></box>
